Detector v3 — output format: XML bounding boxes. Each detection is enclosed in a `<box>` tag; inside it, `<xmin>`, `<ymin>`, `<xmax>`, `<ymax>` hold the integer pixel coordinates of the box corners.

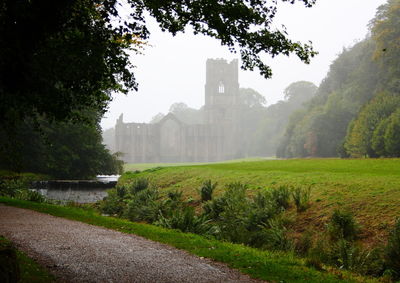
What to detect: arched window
<box><xmin>218</xmin><ymin>81</ymin><xmax>225</xmax><ymax>94</ymax></box>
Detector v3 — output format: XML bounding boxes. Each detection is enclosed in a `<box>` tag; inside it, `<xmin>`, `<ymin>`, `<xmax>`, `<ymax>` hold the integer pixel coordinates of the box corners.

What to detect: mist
<box><xmin>101</xmin><ymin>0</ymin><xmax>397</xmax><ymax>161</ymax></box>
<box><xmin>101</xmin><ymin>0</ymin><xmax>386</xmax><ymax>130</ymax></box>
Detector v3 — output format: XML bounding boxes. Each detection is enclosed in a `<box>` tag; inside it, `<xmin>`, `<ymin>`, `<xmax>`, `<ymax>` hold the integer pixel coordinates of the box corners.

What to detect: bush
<box><xmin>100</xmin><ymin>189</ymin><xmax>125</xmax><ymax>216</ymax></box>
<box><xmin>385</xmin><ymin>217</ymin><xmax>400</xmax><ymax>279</ymax></box>
<box><xmin>167</xmin><ymin>189</ymin><xmax>183</xmax><ymax>202</ymax></box>
<box><xmin>327</xmin><ymin>209</ymin><xmax>359</xmax><ymax>241</ymax></box>
<box><xmin>331</xmin><ymin>240</ymin><xmax>384</xmax><ymax>276</ymax></box>
<box><xmin>15</xmin><ymin>189</ymin><xmax>45</xmax><ymax>203</ymax></box>
<box><xmin>296</xmin><ymin>230</ymin><xmax>313</xmax><ymax>256</ymax></box>
<box><xmin>270</xmin><ymin>185</ymin><xmax>291</xmax><ymax>210</ymax></box>
<box><xmin>128</xmin><ymin>178</ymin><xmax>149</xmax><ymax>195</ymax></box>
<box><xmin>199</xmin><ymin>180</ymin><xmax>217</xmax><ymax>202</ymax></box>
<box><xmin>116</xmin><ymin>185</ymin><xmax>127</xmax><ymax>199</ymax></box>
<box><xmin>124</xmin><ymin>188</ymin><xmax>161</xmax><ymax>223</ymax></box>
<box><xmin>156</xmin><ymin>206</ymin><xmax>215</xmax><ymax>235</ymax></box>
<box><xmin>0</xmin><ymin>179</ymin><xmax>26</xmax><ymax>197</ymax></box>
<box><xmin>247</xmin><ymin>190</ymin><xmax>280</xmax><ymax>231</ymax></box>
<box><xmin>307</xmin><ymin>237</ymin><xmax>332</xmax><ymax>267</ymax></box>
<box><xmin>261</xmin><ymin>217</ymin><xmax>294</xmax><ymax>251</ymax></box>
<box><xmin>292</xmin><ymin>186</ymin><xmax>311</xmax><ymax>212</ymax></box>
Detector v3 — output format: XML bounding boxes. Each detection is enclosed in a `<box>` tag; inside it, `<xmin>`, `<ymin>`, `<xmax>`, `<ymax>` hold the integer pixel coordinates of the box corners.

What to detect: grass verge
<box><xmin>0</xmin><ymin>235</ymin><xmax>54</xmax><ymax>282</ymax></box>
<box><xmin>0</xmin><ymin>197</ymin><xmax>378</xmax><ymax>283</ymax></box>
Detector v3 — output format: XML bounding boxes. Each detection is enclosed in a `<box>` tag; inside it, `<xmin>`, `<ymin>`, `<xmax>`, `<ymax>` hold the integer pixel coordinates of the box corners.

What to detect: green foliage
<box><xmin>262</xmin><ymin>218</ymin><xmax>294</xmax><ymax>252</ymax></box>
<box><xmin>345</xmin><ymin>93</ymin><xmax>400</xmax><ymax>157</ymax></box>
<box><xmin>295</xmin><ymin>230</ymin><xmax>313</xmax><ymax>256</ymax></box>
<box><xmin>156</xmin><ymin>206</ymin><xmax>214</xmax><ymax>235</ymax></box>
<box><xmin>14</xmin><ymin>190</ymin><xmax>45</xmax><ymax>203</ymax></box>
<box><xmin>384</xmin><ymin>217</ymin><xmax>400</xmax><ymax>279</ymax></box>
<box><xmin>0</xmin><ymin>113</ymin><xmax>124</xmax><ymax>179</ymax></box>
<box><xmin>269</xmin><ymin>185</ymin><xmax>291</xmax><ymax>210</ymax></box>
<box><xmin>128</xmin><ymin>178</ymin><xmax>149</xmax><ymax>195</ymax></box>
<box><xmin>214</xmin><ymin>183</ymin><xmax>251</xmax><ymax>243</ymax></box>
<box><xmin>327</xmin><ymin>209</ymin><xmax>360</xmax><ymax>241</ymax></box>
<box><xmin>0</xmin><ymin>179</ymin><xmax>26</xmax><ymax>197</ymax></box>
<box><xmin>124</xmin><ymin>188</ymin><xmax>161</xmax><ymax>223</ymax></box>
<box><xmin>277</xmin><ymin>0</ymin><xmax>400</xmax><ymax>158</ymax></box>
<box><xmin>199</xmin><ymin>180</ymin><xmax>217</xmax><ymax>202</ymax></box>
<box><xmin>0</xmin><ymin>175</ymin><xmax>45</xmax><ymax>203</ymax></box>
<box><xmin>292</xmin><ymin>186</ymin><xmax>311</xmax><ymax>212</ymax></box>
<box><xmin>100</xmin><ymin>189</ymin><xmax>126</xmax><ymax>216</ymax></box>
<box><xmin>0</xmin><ymin>0</ymin><xmax>317</xmax><ymax>134</ymax></box>
<box><xmin>284</xmin><ymin>81</ymin><xmax>318</xmax><ymax>103</ymax></box>
<box><xmin>384</xmin><ymin>109</ymin><xmax>400</xmax><ymax>156</ymax></box>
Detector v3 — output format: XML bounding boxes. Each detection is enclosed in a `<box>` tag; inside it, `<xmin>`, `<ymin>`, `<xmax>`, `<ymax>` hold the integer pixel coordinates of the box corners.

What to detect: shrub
<box><xmin>307</xmin><ymin>237</ymin><xmax>332</xmax><ymax>267</ymax></box>
<box><xmin>296</xmin><ymin>230</ymin><xmax>313</xmax><ymax>256</ymax></box>
<box><xmin>128</xmin><ymin>178</ymin><xmax>149</xmax><ymax>195</ymax></box>
<box><xmin>116</xmin><ymin>185</ymin><xmax>127</xmax><ymax>199</ymax></box>
<box><xmin>124</xmin><ymin>188</ymin><xmax>161</xmax><ymax>223</ymax></box>
<box><xmin>261</xmin><ymin>217</ymin><xmax>294</xmax><ymax>251</ymax></box>
<box><xmin>0</xmin><ymin>179</ymin><xmax>26</xmax><ymax>197</ymax></box>
<box><xmin>15</xmin><ymin>189</ymin><xmax>45</xmax><ymax>203</ymax></box>
<box><xmin>292</xmin><ymin>186</ymin><xmax>311</xmax><ymax>212</ymax></box>
<box><xmin>385</xmin><ymin>217</ymin><xmax>400</xmax><ymax>279</ymax></box>
<box><xmin>327</xmin><ymin>209</ymin><xmax>360</xmax><ymax>241</ymax></box>
<box><xmin>167</xmin><ymin>189</ymin><xmax>183</xmax><ymax>202</ymax></box>
<box><xmin>214</xmin><ymin>183</ymin><xmax>252</xmax><ymax>243</ymax></box>
<box><xmin>199</xmin><ymin>180</ymin><xmax>217</xmax><ymax>202</ymax></box>
<box><xmin>156</xmin><ymin>206</ymin><xmax>215</xmax><ymax>235</ymax></box>
<box><xmin>331</xmin><ymin>240</ymin><xmax>384</xmax><ymax>276</ymax></box>
<box><xmin>202</xmin><ymin>197</ymin><xmax>227</xmax><ymax>220</ymax></box>
<box><xmin>247</xmin><ymin>191</ymin><xmax>280</xmax><ymax>232</ymax></box>
<box><xmin>100</xmin><ymin>189</ymin><xmax>125</xmax><ymax>216</ymax></box>
<box><xmin>270</xmin><ymin>185</ymin><xmax>291</xmax><ymax>210</ymax></box>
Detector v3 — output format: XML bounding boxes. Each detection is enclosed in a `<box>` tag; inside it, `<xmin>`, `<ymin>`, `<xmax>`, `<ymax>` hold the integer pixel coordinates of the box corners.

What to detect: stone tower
<box><xmin>204</xmin><ymin>58</ymin><xmax>239</xmax><ymax>125</ymax></box>
<box><xmin>204</xmin><ymin>58</ymin><xmax>241</xmax><ymax>160</ymax></box>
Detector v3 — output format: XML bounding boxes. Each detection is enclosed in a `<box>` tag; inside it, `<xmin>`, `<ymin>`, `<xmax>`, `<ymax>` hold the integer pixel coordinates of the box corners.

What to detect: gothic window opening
<box><xmin>218</xmin><ymin>81</ymin><xmax>225</xmax><ymax>94</ymax></box>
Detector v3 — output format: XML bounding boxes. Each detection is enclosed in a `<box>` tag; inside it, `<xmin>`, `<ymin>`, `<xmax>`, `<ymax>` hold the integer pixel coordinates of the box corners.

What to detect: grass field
<box><xmin>123</xmin><ymin>157</ymin><xmax>267</xmax><ymax>171</ymax></box>
<box><xmin>120</xmin><ymin>158</ymin><xmax>400</xmax><ymax>245</ymax></box>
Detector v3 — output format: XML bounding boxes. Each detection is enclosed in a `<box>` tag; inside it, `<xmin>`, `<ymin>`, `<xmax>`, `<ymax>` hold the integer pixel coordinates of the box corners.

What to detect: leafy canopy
<box><xmin>0</xmin><ymin>0</ymin><xmax>317</xmax><ymax>126</ymax></box>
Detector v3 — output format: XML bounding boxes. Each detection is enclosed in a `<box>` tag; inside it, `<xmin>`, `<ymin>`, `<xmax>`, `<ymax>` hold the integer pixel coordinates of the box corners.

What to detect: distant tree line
<box><xmin>277</xmin><ymin>0</ymin><xmax>400</xmax><ymax>158</ymax></box>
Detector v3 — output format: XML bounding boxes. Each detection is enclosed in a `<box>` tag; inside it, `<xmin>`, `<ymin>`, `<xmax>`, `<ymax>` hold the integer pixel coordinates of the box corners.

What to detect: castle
<box><xmin>115</xmin><ymin>58</ymin><xmax>244</xmax><ymax>163</ymax></box>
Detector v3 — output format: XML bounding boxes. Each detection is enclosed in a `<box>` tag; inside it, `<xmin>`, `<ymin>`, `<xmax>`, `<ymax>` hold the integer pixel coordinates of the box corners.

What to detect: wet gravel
<box><xmin>0</xmin><ymin>205</ymin><xmax>264</xmax><ymax>282</ymax></box>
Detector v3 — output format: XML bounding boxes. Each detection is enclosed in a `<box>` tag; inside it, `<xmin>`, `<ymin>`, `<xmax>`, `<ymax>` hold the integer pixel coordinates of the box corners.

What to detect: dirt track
<box><xmin>0</xmin><ymin>204</ymin><xmax>263</xmax><ymax>282</ymax></box>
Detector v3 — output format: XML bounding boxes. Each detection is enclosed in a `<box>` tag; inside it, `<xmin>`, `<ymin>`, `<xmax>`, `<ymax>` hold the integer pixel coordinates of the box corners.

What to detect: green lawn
<box><xmin>120</xmin><ymin>158</ymin><xmax>400</xmax><ymax>244</ymax></box>
<box><xmin>123</xmin><ymin>157</ymin><xmax>267</xmax><ymax>171</ymax></box>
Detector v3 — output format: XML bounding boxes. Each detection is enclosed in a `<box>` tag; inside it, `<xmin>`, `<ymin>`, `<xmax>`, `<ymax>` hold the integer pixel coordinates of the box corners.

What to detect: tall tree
<box><xmin>0</xmin><ymin>0</ymin><xmax>317</xmax><ymax>127</ymax></box>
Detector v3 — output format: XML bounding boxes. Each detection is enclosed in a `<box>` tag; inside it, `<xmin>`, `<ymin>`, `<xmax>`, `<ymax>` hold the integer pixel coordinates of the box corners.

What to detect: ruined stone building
<box><xmin>115</xmin><ymin>58</ymin><xmax>244</xmax><ymax>163</ymax></box>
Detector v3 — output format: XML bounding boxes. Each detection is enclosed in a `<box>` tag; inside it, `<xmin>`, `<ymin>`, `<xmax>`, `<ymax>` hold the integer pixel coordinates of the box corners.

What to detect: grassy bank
<box><xmin>0</xmin><ymin>197</ymin><xmax>376</xmax><ymax>283</ymax></box>
<box><xmin>120</xmin><ymin>158</ymin><xmax>400</xmax><ymax>245</ymax></box>
<box><xmin>0</xmin><ymin>235</ymin><xmax>54</xmax><ymax>282</ymax></box>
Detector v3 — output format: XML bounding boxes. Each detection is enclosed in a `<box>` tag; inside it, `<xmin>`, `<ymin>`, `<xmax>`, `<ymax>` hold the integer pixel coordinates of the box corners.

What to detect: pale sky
<box><xmin>101</xmin><ymin>0</ymin><xmax>387</xmax><ymax>130</ymax></box>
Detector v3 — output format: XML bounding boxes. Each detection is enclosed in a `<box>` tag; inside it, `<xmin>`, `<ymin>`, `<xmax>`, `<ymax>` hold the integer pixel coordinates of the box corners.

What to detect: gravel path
<box><xmin>0</xmin><ymin>205</ymin><xmax>263</xmax><ymax>282</ymax></box>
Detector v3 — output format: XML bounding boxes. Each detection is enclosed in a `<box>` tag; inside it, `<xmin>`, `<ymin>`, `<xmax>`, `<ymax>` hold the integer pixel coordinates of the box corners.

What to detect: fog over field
<box><xmin>101</xmin><ymin>0</ymin><xmax>386</xmax><ymax>130</ymax></box>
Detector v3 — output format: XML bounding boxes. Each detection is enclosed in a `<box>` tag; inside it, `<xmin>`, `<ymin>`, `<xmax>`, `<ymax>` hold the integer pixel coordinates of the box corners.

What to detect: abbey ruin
<box><xmin>115</xmin><ymin>58</ymin><xmax>245</xmax><ymax>163</ymax></box>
